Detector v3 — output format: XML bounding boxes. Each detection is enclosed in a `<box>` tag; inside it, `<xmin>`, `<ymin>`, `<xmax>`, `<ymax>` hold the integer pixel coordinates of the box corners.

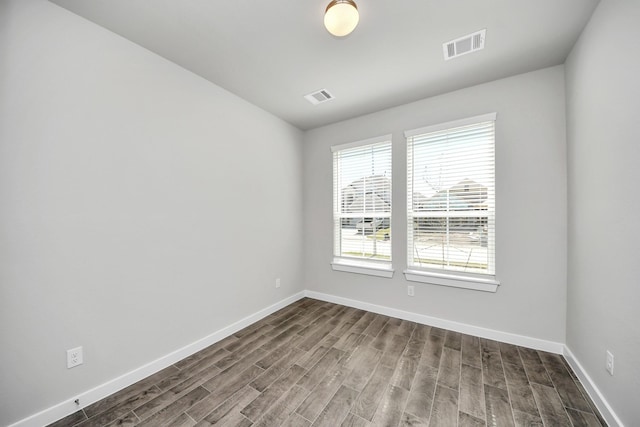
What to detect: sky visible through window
<box><xmin>338</xmin><ymin>144</ymin><xmax>391</xmax><ymax>189</ymax></box>
<box><xmin>411</xmin><ymin>131</ymin><xmax>494</xmax><ymax>200</ymax></box>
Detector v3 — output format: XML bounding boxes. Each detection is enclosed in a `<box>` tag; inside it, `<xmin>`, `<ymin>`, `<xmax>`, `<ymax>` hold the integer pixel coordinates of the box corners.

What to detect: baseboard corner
<box><xmin>563</xmin><ymin>345</ymin><xmax>624</xmax><ymax>427</ymax></box>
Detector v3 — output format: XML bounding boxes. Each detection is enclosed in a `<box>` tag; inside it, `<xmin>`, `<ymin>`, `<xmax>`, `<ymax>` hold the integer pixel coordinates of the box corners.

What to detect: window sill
<box><xmin>404</xmin><ymin>269</ymin><xmax>499</xmax><ymax>292</ymax></box>
<box><xmin>331</xmin><ymin>259</ymin><xmax>394</xmax><ymax>278</ymax></box>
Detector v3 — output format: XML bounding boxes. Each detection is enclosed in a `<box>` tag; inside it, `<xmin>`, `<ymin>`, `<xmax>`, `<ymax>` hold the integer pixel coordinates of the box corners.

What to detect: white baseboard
<box><xmin>16</xmin><ymin>290</ymin><xmax>618</xmax><ymax>427</ymax></box>
<box><xmin>304</xmin><ymin>290</ymin><xmax>565</xmax><ymax>354</ymax></box>
<box><xmin>563</xmin><ymin>346</ymin><xmax>624</xmax><ymax>427</ymax></box>
<box><xmin>9</xmin><ymin>291</ymin><xmax>306</xmax><ymax>427</ymax></box>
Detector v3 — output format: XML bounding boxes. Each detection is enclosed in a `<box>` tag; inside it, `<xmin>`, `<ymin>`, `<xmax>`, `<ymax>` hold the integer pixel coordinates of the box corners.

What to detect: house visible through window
<box><xmin>406</xmin><ymin>114</ymin><xmax>496</xmax><ymax>283</ymax></box>
<box><xmin>331</xmin><ymin>135</ymin><xmax>392</xmax><ymax>277</ymax></box>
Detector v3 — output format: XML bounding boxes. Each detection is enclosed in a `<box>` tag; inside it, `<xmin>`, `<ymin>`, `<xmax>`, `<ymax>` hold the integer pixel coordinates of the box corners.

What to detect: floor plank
<box><xmin>481</xmin><ymin>343</ymin><xmax>507</xmax><ymax>391</ymax></box>
<box><xmin>331</xmin><ymin>309</ymin><xmax>367</xmax><ymax>338</ymax></box>
<box><xmin>518</xmin><ymin>347</ymin><xmax>553</xmax><ymax>387</ymax></box>
<box><xmin>250</xmin><ymin>347</ymin><xmax>305</xmax><ymax>392</ymax></box>
<box><xmin>499</xmin><ymin>342</ymin><xmax>522</xmax><ymax>367</ymax></box>
<box><xmin>297</xmin><ymin>347</ymin><xmax>344</xmax><ymax>390</ymax></box>
<box><xmin>187</xmin><ymin>364</ymin><xmax>265</xmax><ymax>421</ymax></box>
<box><xmin>342</xmin><ymin>345</ymin><xmax>382</xmax><ymax>392</ymax></box>
<box><xmin>311</xmin><ymin>385</ymin><xmax>359</xmax><ymax>427</ymax></box>
<box><xmin>444</xmin><ymin>331</ymin><xmax>462</xmax><ymax>351</ymax></box>
<box><xmin>106</xmin><ymin>411</ymin><xmax>138</xmax><ymax>427</ymax></box>
<box><xmin>295</xmin><ymin>334</ymin><xmax>340</xmax><ymax>369</ymax></box>
<box><xmin>362</xmin><ymin>314</ymin><xmax>389</xmax><ymax>338</ymax></box>
<box><xmin>461</xmin><ymin>334</ymin><xmax>482</xmax><ymax>368</ymax></box>
<box><xmin>565</xmin><ymin>408</ymin><xmax>603</xmax><ymax>427</ymax></box>
<box><xmin>459</xmin><ymin>364</ymin><xmax>485</xmax><ymax>421</ymax></box>
<box><xmin>76</xmin><ymin>385</ymin><xmax>162</xmax><ymax>427</ymax></box>
<box><xmin>404</xmin><ymin>363</ymin><xmax>437</xmax><ymax>422</ymax></box>
<box><xmin>503</xmin><ymin>362</ymin><xmax>540</xmax><ymax>418</ymax></box>
<box><xmin>296</xmin><ymin>366</ymin><xmax>349</xmax><ymax>421</ymax></box>
<box><xmin>369</xmin><ymin>385</ymin><xmax>409</xmax><ymax>427</ymax></box>
<box><xmin>252</xmin><ymin>385</ymin><xmax>309</xmax><ymax>427</ymax></box>
<box><xmin>437</xmin><ymin>347</ymin><xmax>461</xmax><ymax>391</ymax></box>
<box><xmin>399</xmin><ymin>411</ymin><xmax>428</xmax><ymax>427</ymax></box>
<box><xmin>428</xmin><ymin>385</ymin><xmax>458</xmax><ymax>427</ymax></box>
<box><xmin>194</xmin><ymin>385</ymin><xmax>258</xmax><ymax>426</ymax></box>
<box><xmin>166</xmin><ymin>412</ymin><xmax>196</xmax><ymax>427</ymax></box>
<box><xmin>530</xmin><ymin>383</ymin><xmax>572</xmax><ymax>427</ymax></box>
<box><xmin>390</xmin><ymin>338</ymin><xmax>424</xmax><ymax>390</ymax></box>
<box><xmin>539</xmin><ymin>352</ymin><xmax>594</xmax><ymax>413</ymax></box>
<box><xmin>352</xmin><ymin>364</ymin><xmax>394</xmax><ymax>421</ymax></box>
<box><xmin>241</xmin><ymin>364</ymin><xmax>306</xmax><ymax>422</ymax></box>
<box><xmin>421</xmin><ymin>333</ymin><xmax>444</xmax><ymax>369</ymax></box>
<box><xmin>341</xmin><ymin>413</ymin><xmax>371</xmax><ymax>427</ymax></box>
<box><xmin>83</xmin><ymin>365</ymin><xmax>179</xmax><ymax>419</ymax></box>
<box><xmin>379</xmin><ymin>334</ymin><xmax>410</xmax><ymax>368</ymax></box>
<box><xmin>137</xmin><ymin>386</ymin><xmax>209</xmax><ymax>427</ymax></box>
<box><xmin>483</xmin><ymin>384</ymin><xmax>515</xmax><ymax>427</ymax></box>
<box><xmin>157</xmin><ymin>351</ymin><xmax>225</xmax><ymax>392</ymax></box>
<box><xmin>458</xmin><ymin>411</ymin><xmax>486</xmax><ymax>427</ymax></box>
<box><xmin>512</xmin><ymin>409</ymin><xmax>544</xmax><ymax>427</ymax></box>
<box><xmin>282</xmin><ymin>413</ymin><xmax>312</xmax><ymax>427</ymax></box>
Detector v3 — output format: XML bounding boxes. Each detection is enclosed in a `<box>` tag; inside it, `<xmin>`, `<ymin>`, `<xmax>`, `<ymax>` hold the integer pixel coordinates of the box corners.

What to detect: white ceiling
<box><xmin>50</xmin><ymin>0</ymin><xmax>599</xmax><ymax>130</ymax></box>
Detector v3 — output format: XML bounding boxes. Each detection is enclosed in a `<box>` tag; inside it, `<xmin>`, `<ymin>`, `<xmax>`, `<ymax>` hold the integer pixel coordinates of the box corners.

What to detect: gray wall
<box><xmin>303</xmin><ymin>66</ymin><xmax>568</xmax><ymax>343</ymax></box>
<box><xmin>0</xmin><ymin>1</ymin><xmax>304</xmax><ymax>425</ymax></box>
<box><xmin>565</xmin><ymin>1</ymin><xmax>640</xmax><ymax>424</ymax></box>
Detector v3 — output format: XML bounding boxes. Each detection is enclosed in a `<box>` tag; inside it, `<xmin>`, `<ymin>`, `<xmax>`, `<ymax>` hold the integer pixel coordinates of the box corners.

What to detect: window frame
<box><xmin>330</xmin><ymin>135</ymin><xmax>394</xmax><ymax>278</ymax></box>
<box><xmin>404</xmin><ymin>113</ymin><xmax>499</xmax><ymax>292</ymax></box>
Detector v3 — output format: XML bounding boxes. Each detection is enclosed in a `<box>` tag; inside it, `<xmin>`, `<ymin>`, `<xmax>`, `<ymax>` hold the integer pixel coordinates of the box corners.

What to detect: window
<box><xmin>331</xmin><ymin>135</ymin><xmax>393</xmax><ymax>277</ymax></box>
<box><xmin>406</xmin><ymin>114</ymin><xmax>498</xmax><ymax>291</ymax></box>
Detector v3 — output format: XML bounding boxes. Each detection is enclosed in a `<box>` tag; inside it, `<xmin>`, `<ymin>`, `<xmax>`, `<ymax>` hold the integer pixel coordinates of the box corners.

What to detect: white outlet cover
<box><xmin>67</xmin><ymin>346</ymin><xmax>83</xmax><ymax>369</ymax></box>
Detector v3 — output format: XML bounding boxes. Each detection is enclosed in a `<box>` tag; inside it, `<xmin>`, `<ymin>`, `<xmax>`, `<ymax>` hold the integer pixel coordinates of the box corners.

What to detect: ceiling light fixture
<box><xmin>324</xmin><ymin>0</ymin><xmax>359</xmax><ymax>37</ymax></box>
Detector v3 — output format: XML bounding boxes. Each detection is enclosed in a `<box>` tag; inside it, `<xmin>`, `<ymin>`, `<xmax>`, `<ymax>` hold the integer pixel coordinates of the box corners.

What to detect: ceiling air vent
<box><xmin>304</xmin><ymin>89</ymin><xmax>335</xmax><ymax>105</ymax></box>
<box><xmin>443</xmin><ymin>29</ymin><xmax>486</xmax><ymax>60</ymax></box>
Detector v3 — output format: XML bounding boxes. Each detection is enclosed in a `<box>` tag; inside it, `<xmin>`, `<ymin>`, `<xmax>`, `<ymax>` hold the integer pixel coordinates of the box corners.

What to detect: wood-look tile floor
<box><xmin>49</xmin><ymin>298</ymin><xmax>607</xmax><ymax>427</ymax></box>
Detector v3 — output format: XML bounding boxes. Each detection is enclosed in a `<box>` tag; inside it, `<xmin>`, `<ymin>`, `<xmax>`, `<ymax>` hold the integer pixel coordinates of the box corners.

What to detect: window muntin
<box><xmin>407</xmin><ymin>115</ymin><xmax>496</xmax><ymax>276</ymax></box>
<box><xmin>332</xmin><ymin>137</ymin><xmax>392</xmax><ymax>264</ymax></box>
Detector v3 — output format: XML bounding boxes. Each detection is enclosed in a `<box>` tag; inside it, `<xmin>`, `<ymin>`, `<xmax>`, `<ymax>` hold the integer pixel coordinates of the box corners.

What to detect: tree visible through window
<box><xmin>406</xmin><ymin>114</ymin><xmax>496</xmax><ymax>276</ymax></box>
<box><xmin>332</xmin><ymin>137</ymin><xmax>392</xmax><ymax>263</ymax></box>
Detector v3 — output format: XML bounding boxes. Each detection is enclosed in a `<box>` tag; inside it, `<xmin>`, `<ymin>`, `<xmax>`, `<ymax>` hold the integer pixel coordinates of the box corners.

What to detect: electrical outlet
<box><xmin>407</xmin><ymin>285</ymin><xmax>415</xmax><ymax>297</ymax></box>
<box><xmin>606</xmin><ymin>350</ymin><xmax>614</xmax><ymax>376</ymax></box>
<box><xmin>275</xmin><ymin>278</ymin><xmax>281</xmax><ymax>288</ymax></box>
<box><xmin>67</xmin><ymin>346</ymin><xmax>83</xmax><ymax>369</ymax></box>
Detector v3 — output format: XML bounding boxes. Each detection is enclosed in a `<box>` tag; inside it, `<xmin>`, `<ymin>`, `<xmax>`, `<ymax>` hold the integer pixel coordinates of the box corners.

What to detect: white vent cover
<box><xmin>443</xmin><ymin>29</ymin><xmax>486</xmax><ymax>60</ymax></box>
<box><xmin>304</xmin><ymin>89</ymin><xmax>334</xmax><ymax>105</ymax></box>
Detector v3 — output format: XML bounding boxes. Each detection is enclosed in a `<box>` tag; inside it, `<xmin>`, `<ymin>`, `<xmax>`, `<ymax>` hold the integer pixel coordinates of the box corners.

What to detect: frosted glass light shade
<box><xmin>324</xmin><ymin>0</ymin><xmax>359</xmax><ymax>37</ymax></box>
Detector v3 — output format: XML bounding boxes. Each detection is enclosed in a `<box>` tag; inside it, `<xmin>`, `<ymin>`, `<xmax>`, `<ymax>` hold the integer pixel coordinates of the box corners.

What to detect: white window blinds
<box><xmin>332</xmin><ymin>136</ymin><xmax>392</xmax><ymax>263</ymax></box>
<box><xmin>406</xmin><ymin>114</ymin><xmax>496</xmax><ymax>276</ymax></box>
